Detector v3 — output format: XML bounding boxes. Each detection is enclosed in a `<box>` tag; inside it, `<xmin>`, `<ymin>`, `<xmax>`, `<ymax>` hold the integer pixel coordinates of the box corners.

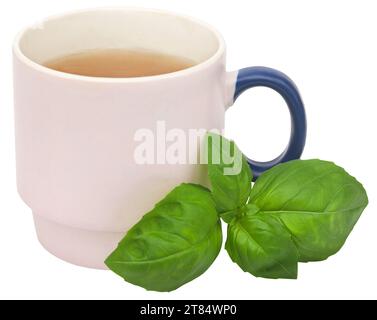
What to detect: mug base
<box><xmin>33</xmin><ymin>213</ymin><xmax>123</xmax><ymax>270</ymax></box>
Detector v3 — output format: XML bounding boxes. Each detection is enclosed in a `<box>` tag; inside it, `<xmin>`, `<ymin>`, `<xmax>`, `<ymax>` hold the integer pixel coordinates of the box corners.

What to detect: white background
<box><xmin>0</xmin><ymin>0</ymin><xmax>376</xmax><ymax>300</ymax></box>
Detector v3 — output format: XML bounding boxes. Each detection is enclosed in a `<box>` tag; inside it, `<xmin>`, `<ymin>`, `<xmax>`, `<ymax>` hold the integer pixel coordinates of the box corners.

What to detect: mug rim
<box><xmin>13</xmin><ymin>7</ymin><xmax>226</xmax><ymax>83</ymax></box>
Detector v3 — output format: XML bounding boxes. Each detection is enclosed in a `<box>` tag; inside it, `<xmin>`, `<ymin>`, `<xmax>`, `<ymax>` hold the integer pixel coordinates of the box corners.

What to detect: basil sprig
<box><xmin>106</xmin><ymin>133</ymin><xmax>368</xmax><ymax>291</ymax></box>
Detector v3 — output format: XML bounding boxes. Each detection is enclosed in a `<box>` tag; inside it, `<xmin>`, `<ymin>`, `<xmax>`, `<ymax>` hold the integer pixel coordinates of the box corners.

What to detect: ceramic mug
<box><xmin>13</xmin><ymin>8</ymin><xmax>306</xmax><ymax>269</ymax></box>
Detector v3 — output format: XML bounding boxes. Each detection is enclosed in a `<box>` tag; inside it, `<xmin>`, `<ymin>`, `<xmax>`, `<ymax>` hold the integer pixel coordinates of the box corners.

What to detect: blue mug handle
<box><xmin>233</xmin><ymin>66</ymin><xmax>307</xmax><ymax>180</ymax></box>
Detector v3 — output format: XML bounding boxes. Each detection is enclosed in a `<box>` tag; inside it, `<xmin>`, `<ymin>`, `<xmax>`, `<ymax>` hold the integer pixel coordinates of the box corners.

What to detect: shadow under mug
<box><xmin>13</xmin><ymin>8</ymin><xmax>306</xmax><ymax>269</ymax></box>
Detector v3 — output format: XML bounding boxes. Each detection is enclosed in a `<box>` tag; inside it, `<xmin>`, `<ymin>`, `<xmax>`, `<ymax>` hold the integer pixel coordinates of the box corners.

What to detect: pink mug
<box><xmin>13</xmin><ymin>8</ymin><xmax>306</xmax><ymax>269</ymax></box>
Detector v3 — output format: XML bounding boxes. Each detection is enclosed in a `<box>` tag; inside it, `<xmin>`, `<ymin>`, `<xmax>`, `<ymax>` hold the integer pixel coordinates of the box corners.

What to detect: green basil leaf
<box><xmin>226</xmin><ymin>212</ymin><xmax>298</xmax><ymax>279</ymax></box>
<box><xmin>105</xmin><ymin>183</ymin><xmax>222</xmax><ymax>292</ymax></box>
<box><xmin>206</xmin><ymin>132</ymin><xmax>252</xmax><ymax>216</ymax></box>
<box><xmin>249</xmin><ymin>159</ymin><xmax>368</xmax><ymax>262</ymax></box>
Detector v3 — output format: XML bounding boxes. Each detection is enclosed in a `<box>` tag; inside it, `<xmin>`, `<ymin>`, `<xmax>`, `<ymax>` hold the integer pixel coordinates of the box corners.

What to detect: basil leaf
<box><xmin>226</xmin><ymin>211</ymin><xmax>298</xmax><ymax>279</ymax></box>
<box><xmin>105</xmin><ymin>183</ymin><xmax>222</xmax><ymax>292</ymax></box>
<box><xmin>206</xmin><ymin>133</ymin><xmax>252</xmax><ymax>216</ymax></box>
<box><xmin>249</xmin><ymin>159</ymin><xmax>368</xmax><ymax>262</ymax></box>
